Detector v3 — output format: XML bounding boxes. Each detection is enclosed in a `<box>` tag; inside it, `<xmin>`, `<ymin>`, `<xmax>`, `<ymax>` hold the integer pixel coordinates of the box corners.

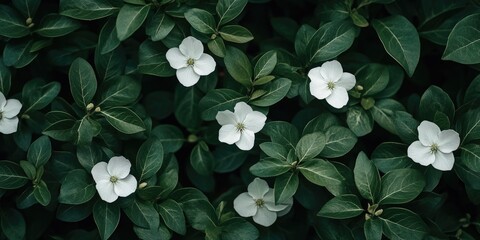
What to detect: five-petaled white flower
<box><xmin>91</xmin><ymin>156</ymin><xmax>138</xmax><ymax>203</ymax></box>
<box><xmin>234</xmin><ymin>178</ymin><xmax>293</xmax><ymax>227</ymax></box>
<box><xmin>308</xmin><ymin>60</ymin><xmax>356</xmax><ymax>109</ymax></box>
<box><xmin>0</xmin><ymin>91</ymin><xmax>22</xmax><ymax>134</ymax></box>
<box><xmin>216</xmin><ymin>102</ymin><xmax>267</xmax><ymax>151</ymax></box>
<box><xmin>407</xmin><ymin>120</ymin><xmax>460</xmax><ymax>171</ymax></box>
<box><xmin>165</xmin><ymin>36</ymin><xmax>216</xmax><ymax>87</ymax></box>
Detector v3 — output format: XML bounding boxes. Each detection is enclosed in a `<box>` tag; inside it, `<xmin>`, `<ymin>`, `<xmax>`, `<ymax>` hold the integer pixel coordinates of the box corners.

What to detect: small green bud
<box><xmin>94</xmin><ymin>107</ymin><xmax>101</xmax><ymax>112</ymax></box>
<box><xmin>211</xmin><ymin>33</ymin><xmax>217</xmax><ymax>39</ymax></box>
<box><xmin>187</xmin><ymin>134</ymin><xmax>198</xmax><ymax>143</ymax></box>
<box><xmin>374</xmin><ymin>209</ymin><xmax>383</xmax><ymax>216</ymax></box>
<box><xmin>86</xmin><ymin>103</ymin><xmax>95</xmax><ymax>111</ymax></box>
<box><xmin>26</xmin><ymin>17</ymin><xmax>33</xmax><ymax>25</ymax></box>
<box><xmin>356</xmin><ymin>85</ymin><xmax>364</xmax><ymax>91</ymax></box>
<box><xmin>138</xmin><ymin>182</ymin><xmax>147</xmax><ymax>189</ymax></box>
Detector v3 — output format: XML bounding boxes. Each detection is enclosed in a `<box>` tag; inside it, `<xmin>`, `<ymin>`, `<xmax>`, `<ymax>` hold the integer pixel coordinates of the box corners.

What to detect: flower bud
<box><xmin>138</xmin><ymin>182</ymin><xmax>147</xmax><ymax>189</ymax></box>
<box><xmin>94</xmin><ymin>107</ymin><xmax>101</xmax><ymax>112</ymax></box>
<box><xmin>86</xmin><ymin>103</ymin><xmax>95</xmax><ymax>111</ymax></box>
<box><xmin>26</xmin><ymin>17</ymin><xmax>33</xmax><ymax>25</ymax></box>
<box><xmin>187</xmin><ymin>134</ymin><xmax>198</xmax><ymax>143</ymax></box>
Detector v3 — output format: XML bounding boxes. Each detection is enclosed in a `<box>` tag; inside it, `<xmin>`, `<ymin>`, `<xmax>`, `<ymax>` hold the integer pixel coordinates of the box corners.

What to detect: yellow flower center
<box><xmin>255</xmin><ymin>199</ymin><xmax>265</xmax><ymax>207</ymax></box>
<box><xmin>187</xmin><ymin>58</ymin><xmax>195</xmax><ymax>66</ymax></box>
<box><xmin>110</xmin><ymin>176</ymin><xmax>118</xmax><ymax>183</ymax></box>
<box><xmin>327</xmin><ymin>81</ymin><xmax>335</xmax><ymax>90</ymax></box>
<box><xmin>236</xmin><ymin>122</ymin><xmax>245</xmax><ymax>132</ymax></box>
<box><xmin>430</xmin><ymin>143</ymin><xmax>439</xmax><ymax>154</ymax></box>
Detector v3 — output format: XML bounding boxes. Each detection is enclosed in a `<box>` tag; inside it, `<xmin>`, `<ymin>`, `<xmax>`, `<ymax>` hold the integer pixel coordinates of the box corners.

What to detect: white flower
<box><xmin>233</xmin><ymin>178</ymin><xmax>293</xmax><ymax>227</ymax></box>
<box><xmin>0</xmin><ymin>91</ymin><xmax>22</xmax><ymax>134</ymax></box>
<box><xmin>165</xmin><ymin>36</ymin><xmax>216</xmax><ymax>87</ymax></box>
<box><xmin>215</xmin><ymin>102</ymin><xmax>267</xmax><ymax>151</ymax></box>
<box><xmin>407</xmin><ymin>121</ymin><xmax>460</xmax><ymax>171</ymax></box>
<box><xmin>91</xmin><ymin>156</ymin><xmax>138</xmax><ymax>203</ymax></box>
<box><xmin>308</xmin><ymin>60</ymin><xmax>356</xmax><ymax>109</ymax></box>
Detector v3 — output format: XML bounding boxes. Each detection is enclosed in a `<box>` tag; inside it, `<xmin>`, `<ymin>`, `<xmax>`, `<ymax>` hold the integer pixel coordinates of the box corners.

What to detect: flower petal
<box><xmin>0</xmin><ymin>92</ymin><xmax>6</xmax><ymax>110</ymax></box>
<box><xmin>407</xmin><ymin>141</ymin><xmax>435</xmax><ymax>166</ymax></box>
<box><xmin>253</xmin><ymin>207</ymin><xmax>277</xmax><ymax>227</ymax></box>
<box><xmin>91</xmin><ymin>161</ymin><xmax>110</xmax><ymax>183</ymax></box>
<box><xmin>107</xmin><ymin>156</ymin><xmax>131</xmax><ymax>179</ymax></box>
<box><xmin>113</xmin><ymin>174</ymin><xmax>137</xmax><ymax>197</ymax></box>
<box><xmin>276</xmin><ymin>196</ymin><xmax>293</xmax><ymax>217</ymax></box>
<box><xmin>96</xmin><ymin>180</ymin><xmax>118</xmax><ymax>203</ymax></box>
<box><xmin>236</xmin><ymin>129</ymin><xmax>255</xmax><ymax>150</ymax></box>
<box><xmin>438</xmin><ymin>130</ymin><xmax>460</xmax><ymax>153</ymax></box>
<box><xmin>193</xmin><ymin>53</ymin><xmax>216</xmax><ymax>76</ymax></box>
<box><xmin>216</xmin><ymin>110</ymin><xmax>237</xmax><ymax>125</ymax></box>
<box><xmin>263</xmin><ymin>189</ymin><xmax>288</xmax><ymax>212</ymax></box>
<box><xmin>336</xmin><ymin>72</ymin><xmax>356</xmax><ymax>90</ymax></box>
<box><xmin>3</xmin><ymin>99</ymin><xmax>22</xmax><ymax>118</ymax></box>
<box><xmin>320</xmin><ymin>60</ymin><xmax>343</xmax><ymax>82</ymax></box>
<box><xmin>166</xmin><ymin>48</ymin><xmax>188</xmax><ymax>69</ymax></box>
<box><xmin>309</xmin><ymin>80</ymin><xmax>331</xmax><ymax>100</ymax></box>
<box><xmin>325</xmin><ymin>87</ymin><xmax>348</xmax><ymax>109</ymax></box>
<box><xmin>247</xmin><ymin>178</ymin><xmax>269</xmax><ymax>199</ymax></box>
<box><xmin>432</xmin><ymin>152</ymin><xmax>455</xmax><ymax>171</ymax></box>
<box><xmin>219</xmin><ymin>124</ymin><xmax>241</xmax><ymax>144</ymax></box>
<box><xmin>307</xmin><ymin>67</ymin><xmax>327</xmax><ymax>83</ymax></box>
<box><xmin>179</xmin><ymin>36</ymin><xmax>203</xmax><ymax>59</ymax></box>
<box><xmin>176</xmin><ymin>67</ymin><xmax>200</xmax><ymax>87</ymax></box>
<box><xmin>233</xmin><ymin>192</ymin><xmax>257</xmax><ymax>217</ymax></box>
<box><xmin>0</xmin><ymin>117</ymin><xmax>19</xmax><ymax>134</ymax></box>
<box><xmin>234</xmin><ymin>102</ymin><xmax>253</xmax><ymax>123</ymax></box>
<box><xmin>418</xmin><ymin>121</ymin><xmax>440</xmax><ymax>146</ymax></box>
<box><xmin>244</xmin><ymin>111</ymin><xmax>266</xmax><ymax>133</ymax></box>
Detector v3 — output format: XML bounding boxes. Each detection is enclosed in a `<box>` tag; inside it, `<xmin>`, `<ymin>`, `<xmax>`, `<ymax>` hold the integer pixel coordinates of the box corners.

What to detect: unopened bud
<box><xmin>187</xmin><ymin>134</ymin><xmax>198</xmax><ymax>143</ymax></box>
<box><xmin>374</xmin><ymin>209</ymin><xmax>383</xmax><ymax>216</ymax></box>
<box><xmin>211</xmin><ymin>33</ymin><xmax>217</xmax><ymax>40</ymax></box>
<box><xmin>365</xmin><ymin>213</ymin><xmax>371</xmax><ymax>220</ymax></box>
<box><xmin>138</xmin><ymin>182</ymin><xmax>147</xmax><ymax>189</ymax></box>
<box><xmin>356</xmin><ymin>85</ymin><xmax>364</xmax><ymax>91</ymax></box>
<box><xmin>86</xmin><ymin>103</ymin><xmax>95</xmax><ymax>111</ymax></box>
<box><xmin>26</xmin><ymin>17</ymin><xmax>33</xmax><ymax>25</ymax></box>
<box><xmin>94</xmin><ymin>107</ymin><xmax>101</xmax><ymax>112</ymax></box>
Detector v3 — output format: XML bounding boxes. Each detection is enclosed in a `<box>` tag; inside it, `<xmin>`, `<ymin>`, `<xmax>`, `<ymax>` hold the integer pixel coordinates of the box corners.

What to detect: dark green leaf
<box><xmin>124</xmin><ymin>199</ymin><xmax>159</xmax><ymax>229</ymax></box>
<box><xmin>56</xmin><ymin>202</ymin><xmax>94</xmax><ymax>222</ymax></box>
<box><xmin>136</xmin><ymin>137</ymin><xmax>164</xmax><ymax>181</ymax></box>
<box><xmin>224</xmin><ymin>47</ymin><xmax>253</xmax><ymax>87</ymax></box>
<box><xmin>174</xmin><ymin>86</ymin><xmax>201</xmax><ymax>129</ymax></box>
<box><xmin>146</xmin><ymin>11</ymin><xmax>175</xmax><ymax>41</ymax></box>
<box><xmin>459</xmin><ymin>109</ymin><xmax>480</xmax><ymax>145</ymax></box>
<box><xmin>371</xmin><ymin>99</ymin><xmax>405</xmax><ymax>134</ymax></box>
<box><xmin>93</xmin><ymin>201</ymin><xmax>121</xmax><ymax>240</ymax></box>
<box><xmin>393</xmin><ymin>111</ymin><xmax>419</xmax><ymax>144</ymax></box>
<box><xmin>380</xmin><ymin>207</ymin><xmax>428</xmax><ymax>240</ymax></box>
<box><xmin>442</xmin><ymin>13</ymin><xmax>480</xmax><ymax>64</ymax></box>
<box><xmin>216</xmin><ymin>0</ymin><xmax>248</xmax><ymax>26</ymax></box>
<box><xmin>0</xmin><ymin>5</ymin><xmax>30</xmax><ymax>38</ymax></box>
<box><xmin>3</xmin><ymin>39</ymin><xmax>38</xmax><ymax>68</ymax></box>
<box><xmin>184</xmin><ymin>8</ymin><xmax>216</xmax><ymax>34</ymax></box>
<box><xmin>372</xmin><ymin>15</ymin><xmax>420</xmax><ymax>77</ymax></box>
<box><xmin>98</xmin><ymin>75</ymin><xmax>141</xmax><ymax>108</ymax></box>
<box><xmin>298</xmin><ymin>159</ymin><xmax>344</xmax><ymax>189</ymax></box>
<box><xmin>274</xmin><ymin>172</ymin><xmax>299</xmax><ymax>203</ymax></box>
<box><xmin>190</xmin><ymin>141</ymin><xmax>215</xmax><ymax>176</ymax></box>
<box><xmin>77</xmin><ymin>143</ymin><xmax>104</xmax><ymax>171</ymax></box>
<box><xmin>27</xmin><ymin>135</ymin><xmax>51</xmax><ymax>167</ymax></box>
<box><xmin>157</xmin><ymin>199</ymin><xmax>186</xmax><ymax>235</ymax></box>
<box><xmin>263</xmin><ymin>121</ymin><xmax>300</xmax><ymax>151</ymax></box>
<box><xmin>296</xmin><ymin>132</ymin><xmax>326</xmax><ymax>162</ymax></box>
<box><xmin>101</xmin><ymin>107</ymin><xmax>146</xmax><ymax>134</ymax></box>
<box><xmin>346</xmin><ymin>106</ymin><xmax>374</xmax><ymax>137</ymax></box>
<box><xmin>60</xmin><ymin>0</ymin><xmax>118</xmax><ymax>20</ymax></box>
<box><xmin>250</xmin><ymin>157</ymin><xmax>291</xmax><ymax>177</ymax></box>
<box><xmin>33</xmin><ymin>180</ymin><xmax>51</xmax><ymax>206</ymax></box>
<box><xmin>23</xmin><ymin>81</ymin><xmax>61</xmax><ymax>113</ymax></box>
<box><xmin>58</xmin><ymin>169</ymin><xmax>96</xmax><ymax>205</ymax></box>
<box><xmin>116</xmin><ymin>4</ymin><xmax>151</xmax><ymax>41</ymax></box>
<box><xmin>354</xmin><ymin>152</ymin><xmax>381</xmax><ymax>202</ymax></box>
<box><xmin>379</xmin><ymin>168</ymin><xmax>426</xmax><ymax>205</ymax></box>
<box><xmin>250</xmin><ymin>78</ymin><xmax>291</xmax><ymax>107</ymax></box>
<box><xmin>151</xmin><ymin>125</ymin><xmax>184</xmax><ymax>153</ymax></box>
<box><xmin>73</xmin><ymin>117</ymin><xmax>100</xmax><ymax>145</ymax></box>
<box><xmin>371</xmin><ymin>142</ymin><xmax>412</xmax><ymax>173</ymax></box>
<box><xmin>208</xmin><ymin>37</ymin><xmax>226</xmax><ymax>58</ymax></box>
<box><xmin>69</xmin><ymin>57</ymin><xmax>97</xmax><ymax>108</ymax></box>
<box><xmin>364</xmin><ymin>218</ymin><xmax>383</xmax><ymax>240</ymax></box>
<box><xmin>460</xmin><ymin>144</ymin><xmax>480</xmax><ymax>172</ymax></box>
<box><xmin>221</xmin><ymin>217</ymin><xmax>259</xmax><ymax>240</ymax></box>
<box><xmin>318</xmin><ymin>194</ymin><xmax>363</xmax><ymax>219</ymax></box>
<box><xmin>137</xmin><ymin>40</ymin><xmax>175</xmax><ymax>77</ymax></box>
<box><xmin>199</xmin><ymin>88</ymin><xmax>248</xmax><ymax>121</ymax></box>
<box><xmin>35</xmin><ymin>14</ymin><xmax>81</xmax><ymax>37</ymax></box>
<box><xmin>0</xmin><ymin>207</ymin><xmax>26</xmax><ymax>240</ymax></box>
<box><xmin>355</xmin><ymin>63</ymin><xmax>390</xmax><ymax>97</ymax></box>
<box><xmin>259</xmin><ymin>142</ymin><xmax>288</xmax><ymax>161</ymax></box>
<box><xmin>0</xmin><ymin>59</ymin><xmax>11</xmax><ymax>95</ymax></box>
<box><xmin>13</xmin><ymin>0</ymin><xmax>41</xmax><ymax>18</ymax></box>
<box><xmin>253</xmin><ymin>50</ymin><xmax>277</xmax><ymax>80</ymax></box>
<box><xmin>219</xmin><ymin>25</ymin><xmax>253</xmax><ymax>43</ymax></box>
<box><xmin>320</xmin><ymin>126</ymin><xmax>357</xmax><ymax>158</ymax></box>
<box><xmin>98</xmin><ymin>17</ymin><xmax>120</xmax><ymax>54</ymax></box>
<box><xmin>418</xmin><ymin>85</ymin><xmax>455</xmax><ymax>124</ymax></box>
<box><xmin>0</xmin><ymin>161</ymin><xmax>28</xmax><ymax>189</ymax></box>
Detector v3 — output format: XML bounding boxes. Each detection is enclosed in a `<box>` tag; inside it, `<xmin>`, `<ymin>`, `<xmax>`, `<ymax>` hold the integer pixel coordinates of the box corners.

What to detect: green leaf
<box><xmin>464</xmin><ymin>74</ymin><xmax>480</xmax><ymax>104</ymax></box>
<box><xmin>33</xmin><ymin>180</ymin><xmax>51</xmax><ymax>206</ymax></box>
<box><xmin>27</xmin><ymin>136</ymin><xmax>52</xmax><ymax>167</ymax></box>
<box><xmin>20</xmin><ymin>160</ymin><xmax>36</xmax><ymax>180</ymax></box>
<box><xmin>250</xmin><ymin>78</ymin><xmax>291</xmax><ymax>107</ymax></box>
<box><xmin>0</xmin><ymin>59</ymin><xmax>11</xmax><ymax>95</ymax></box>
<box><xmin>380</xmin><ymin>207</ymin><xmax>428</xmax><ymax>240</ymax></box>
<box><xmin>101</xmin><ymin>107</ymin><xmax>146</xmax><ymax>134</ymax></box>
<box><xmin>56</xmin><ymin>202</ymin><xmax>94</xmax><ymax>222</ymax></box>
<box><xmin>146</xmin><ymin>11</ymin><xmax>175</xmax><ymax>41</ymax></box>
<box><xmin>259</xmin><ymin>142</ymin><xmax>288</xmax><ymax>161</ymax></box>
<box><xmin>199</xmin><ymin>88</ymin><xmax>248</xmax><ymax>121</ymax></box>
<box><xmin>0</xmin><ymin>5</ymin><xmax>30</xmax><ymax>38</ymax></box>
<box><xmin>35</xmin><ymin>13</ymin><xmax>81</xmax><ymax>37</ymax></box>
<box><xmin>298</xmin><ymin>159</ymin><xmax>344</xmax><ymax>188</ymax></box>
<box><xmin>157</xmin><ymin>199</ymin><xmax>186</xmax><ymax>235</ymax></box>
<box><xmin>318</xmin><ymin>194</ymin><xmax>363</xmax><ymax>219</ymax></box>
<box><xmin>303</xmin><ymin>112</ymin><xmax>340</xmax><ymax>135</ymax></box>
<box><xmin>350</xmin><ymin>9</ymin><xmax>369</xmax><ymax>27</ymax></box>
<box><xmin>12</xmin><ymin>0</ymin><xmax>41</xmax><ymax>18</ymax></box>
<box><xmin>174</xmin><ymin>86</ymin><xmax>201</xmax><ymax>129</ymax></box>
<box><xmin>379</xmin><ymin>169</ymin><xmax>426</xmax><ymax>205</ymax></box>
<box><xmin>249</xmin><ymin>157</ymin><xmax>291</xmax><ymax>177</ymax></box>
<box><xmin>124</xmin><ymin>199</ymin><xmax>159</xmax><ymax>229</ymax></box>
<box><xmin>357</xmin><ymin>0</ymin><xmax>394</xmax><ymax>8</ymax></box>
<box><xmin>320</xmin><ymin>126</ymin><xmax>357</xmax><ymax>158</ymax></box>
<box><xmin>372</xmin><ymin>15</ymin><xmax>420</xmax><ymax>77</ymax></box>
<box><xmin>274</xmin><ymin>172</ymin><xmax>299</xmax><ymax>203</ymax></box>
<box><xmin>190</xmin><ymin>141</ymin><xmax>215</xmax><ymax>176</ymax></box>
<box><xmin>137</xmin><ymin>39</ymin><xmax>175</xmax><ymax>77</ymax></box>
<box><xmin>170</xmin><ymin>188</ymin><xmax>217</xmax><ymax>231</ymax></box>
<box><xmin>58</xmin><ymin>169</ymin><xmax>96</xmax><ymax>205</ymax></box>
<box><xmin>95</xmin><ymin>46</ymin><xmax>126</xmax><ymax>82</ymax></box>
<box><xmin>73</xmin><ymin>117</ymin><xmax>100</xmax><ymax>145</ymax></box>
<box><xmin>116</xmin><ymin>4</ymin><xmax>151</xmax><ymax>41</ymax></box>
<box><xmin>346</xmin><ymin>106</ymin><xmax>374</xmax><ymax>137</ymax></box>
<box><xmin>69</xmin><ymin>57</ymin><xmax>97</xmax><ymax>108</ymax></box>
<box><xmin>77</xmin><ymin>143</ymin><xmax>104</xmax><ymax>171</ymax></box>
<box><xmin>213</xmin><ymin>145</ymin><xmax>248</xmax><ymax>173</ymax></box>
<box><xmin>208</xmin><ymin>37</ymin><xmax>226</xmax><ymax>58</ymax></box>
<box><xmin>3</xmin><ymin>39</ymin><xmax>38</xmax><ymax>68</ymax></box>
<box><xmin>253</xmin><ymin>50</ymin><xmax>277</xmax><ymax>80</ymax></box>
<box><xmin>364</xmin><ymin>218</ymin><xmax>383</xmax><ymax>240</ymax></box>
<box><xmin>371</xmin><ymin>142</ymin><xmax>412</xmax><ymax>173</ymax></box>
<box><xmin>224</xmin><ymin>47</ymin><xmax>253</xmax><ymax>87</ymax></box>
<box><xmin>0</xmin><ymin>161</ymin><xmax>28</xmax><ymax>189</ymax></box>
<box><xmin>93</xmin><ymin>201</ymin><xmax>120</xmax><ymax>240</ymax></box>
<box><xmin>263</xmin><ymin>121</ymin><xmax>300</xmax><ymax>151</ymax></box>
<box><xmin>98</xmin><ymin>17</ymin><xmax>120</xmax><ymax>54</ymax></box>
<box><xmin>354</xmin><ymin>152</ymin><xmax>381</xmax><ymax>202</ymax></box>
<box><xmin>221</xmin><ymin>217</ymin><xmax>259</xmax><ymax>240</ymax></box>
<box><xmin>151</xmin><ymin>125</ymin><xmax>184</xmax><ymax>153</ymax></box>
<box><xmin>418</xmin><ymin>85</ymin><xmax>455</xmax><ymax>123</ymax></box>
<box><xmin>184</xmin><ymin>8</ymin><xmax>216</xmax><ymax>34</ymax></box>
<box><xmin>313</xmin><ymin>217</ymin><xmax>354</xmax><ymax>240</ymax></box>
<box><xmin>216</xmin><ymin>0</ymin><xmax>248</xmax><ymax>26</ymax></box>
<box><xmin>59</xmin><ymin>0</ymin><xmax>118</xmax><ymax>20</ymax></box>
<box><xmin>295</xmin><ymin>132</ymin><xmax>326</xmax><ymax>162</ymax></box>
<box><xmin>136</xmin><ymin>137</ymin><xmax>164</xmax><ymax>181</ymax></box>
<box><xmin>307</xmin><ymin>19</ymin><xmax>356</xmax><ymax>65</ymax></box>
<box><xmin>0</xmin><ymin>207</ymin><xmax>26</xmax><ymax>240</ymax></box>
<box><xmin>356</xmin><ymin>63</ymin><xmax>390</xmax><ymax>97</ymax></box>
<box><xmin>219</xmin><ymin>25</ymin><xmax>254</xmax><ymax>43</ymax></box>
<box><xmin>393</xmin><ymin>111</ymin><xmax>419</xmax><ymax>144</ymax></box>
<box><xmin>23</xmin><ymin>81</ymin><xmax>61</xmax><ymax>113</ymax></box>
<box><xmin>371</xmin><ymin>99</ymin><xmax>405</xmax><ymax>134</ymax></box>
<box><xmin>442</xmin><ymin>13</ymin><xmax>480</xmax><ymax>64</ymax></box>
<box><xmin>459</xmin><ymin>109</ymin><xmax>480</xmax><ymax>144</ymax></box>
<box><xmin>460</xmin><ymin>144</ymin><xmax>480</xmax><ymax>172</ymax></box>
<box><xmin>98</xmin><ymin>75</ymin><xmax>141</xmax><ymax>108</ymax></box>
<box><xmin>294</xmin><ymin>24</ymin><xmax>315</xmax><ymax>60</ymax></box>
